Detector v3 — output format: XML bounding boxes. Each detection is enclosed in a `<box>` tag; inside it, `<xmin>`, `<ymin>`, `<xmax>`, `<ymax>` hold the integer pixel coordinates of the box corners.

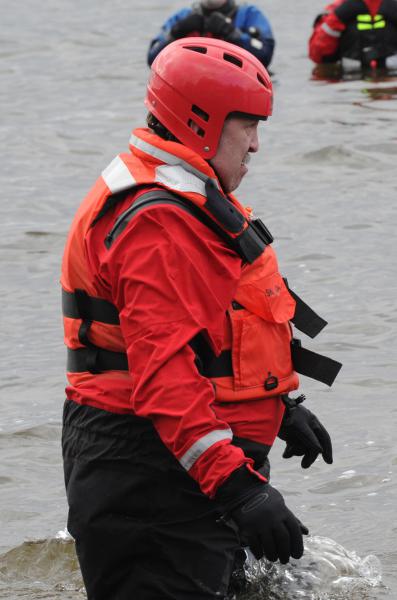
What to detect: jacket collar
<box><xmin>129</xmin><ymin>128</ymin><xmax>220</xmax><ymax>187</ymax></box>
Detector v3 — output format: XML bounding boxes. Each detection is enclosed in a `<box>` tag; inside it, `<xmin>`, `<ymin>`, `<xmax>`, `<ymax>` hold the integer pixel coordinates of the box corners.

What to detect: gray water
<box><xmin>0</xmin><ymin>0</ymin><xmax>396</xmax><ymax>598</ymax></box>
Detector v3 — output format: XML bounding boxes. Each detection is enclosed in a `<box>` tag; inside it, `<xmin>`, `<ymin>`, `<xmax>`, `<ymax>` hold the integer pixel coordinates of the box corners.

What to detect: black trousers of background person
<box><xmin>62</xmin><ymin>399</ymin><xmax>250</xmax><ymax>600</ymax></box>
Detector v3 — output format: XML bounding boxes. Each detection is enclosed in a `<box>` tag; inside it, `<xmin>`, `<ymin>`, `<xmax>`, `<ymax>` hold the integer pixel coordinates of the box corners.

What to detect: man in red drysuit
<box><xmin>309</xmin><ymin>0</ymin><xmax>397</xmax><ymax>67</ymax></box>
<box><xmin>61</xmin><ymin>37</ymin><xmax>340</xmax><ymax>600</ymax></box>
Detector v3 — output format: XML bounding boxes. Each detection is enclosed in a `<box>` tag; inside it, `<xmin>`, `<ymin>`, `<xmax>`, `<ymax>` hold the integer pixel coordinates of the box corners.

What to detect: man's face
<box><xmin>210</xmin><ymin>116</ymin><xmax>260</xmax><ymax>194</ymax></box>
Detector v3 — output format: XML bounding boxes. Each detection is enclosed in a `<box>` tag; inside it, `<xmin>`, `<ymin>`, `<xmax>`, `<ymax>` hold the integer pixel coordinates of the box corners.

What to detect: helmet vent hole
<box><xmin>184</xmin><ymin>45</ymin><xmax>207</xmax><ymax>54</ymax></box>
<box><xmin>223</xmin><ymin>53</ymin><xmax>243</xmax><ymax>68</ymax></box>
<box><xmin>188</xmin><ymin>119</ymin><xmax>205</xmax><ymax>137</ymax></box>
<box><xmin>257</xmin><ymin>73</ymin><xmax>267</xmax><ymax>87</ymax></box>
<box><xmin>192</xmin><ymin>104</ymin><xmax>209</xmax><ymax>122</ymax></box>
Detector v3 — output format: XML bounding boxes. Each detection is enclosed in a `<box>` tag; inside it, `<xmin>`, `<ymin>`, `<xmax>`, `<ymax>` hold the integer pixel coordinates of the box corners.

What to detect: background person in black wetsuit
<box><xmin>309</xmin><ymin>0</ymin><xmax>397</xmax><ymax>69</ymax></box>
<box><xmin>147</xmin><ymin>0</ymin><xmax>275</xmax><ymax>67</ymax></box>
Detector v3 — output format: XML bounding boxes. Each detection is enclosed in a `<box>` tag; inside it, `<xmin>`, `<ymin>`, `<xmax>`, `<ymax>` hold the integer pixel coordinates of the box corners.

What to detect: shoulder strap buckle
<box><xmin>249</xmin><ymin>218</ymin><xmax>274</xmax><ymax>245</ymax></box>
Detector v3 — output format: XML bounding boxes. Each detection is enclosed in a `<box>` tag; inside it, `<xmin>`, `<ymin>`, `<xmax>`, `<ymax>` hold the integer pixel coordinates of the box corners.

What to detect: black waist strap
<box><xmin>66</xmin><ymin>340</ymin><xmax>341</xmax><ymax>387</ymax></box>
<box><xmin>290</xmin><ymin>339</ymin><xmax>342</xmax><ymax>387</ymax></box>
<box><xmin>200</xmin><ymin>350</ymin><xmax>232</xmax><ymax>378</ymax></box>
<box><xmin>66</xmin><ymin>335</ymin><xmax>210</xmax><ymax>375</ymax></box>
<box><xmin>289</xmin><ymin>288</ymin><xmax>327</xmax><ymax>339</ymax></box>
<box><xmin>199</xmin><ymin>341</ymin><xmax>341</xmax><ymax>387</ymax></box>
<box><xmin>62</xmin><ymin>283</ymin><xmax>328</xmax><ymax>340</ymax></box>
<box><xmin>62</xmin><ymin>289</ymin><xmax>120</xmax><ymax>325</ymax></box>
<box><xmin>67</xmin><ymin>347</ymin><xmax>128</xmax><ymax>373</ymax></box>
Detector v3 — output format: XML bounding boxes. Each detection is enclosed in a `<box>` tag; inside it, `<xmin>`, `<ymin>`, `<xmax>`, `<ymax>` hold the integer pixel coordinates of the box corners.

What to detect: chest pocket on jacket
<box><xmin>229</xmin><ymin>269</ymin><xmax>296</xmax><ymax>391</ymax></box>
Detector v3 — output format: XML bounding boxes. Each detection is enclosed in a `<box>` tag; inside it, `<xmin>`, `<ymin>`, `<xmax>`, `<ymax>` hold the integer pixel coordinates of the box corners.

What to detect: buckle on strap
<box><xmin>291</xmin><ymin>339</ymin><xmax>342</xmax><ymax>387</ymax></box>
<box><xmin>234</xmin><ymin>218</ymin><xmax>273</xmax><ymax>264</ymax></box>
<box><xmin>249</xmin><ymin>218</ymin><xmax>274</xmax><ymax>246</ymax></box>
<box><xmin>204</xmin><ymin>179</ymin><xmax>273</xmax><ymax>264</ymax></box>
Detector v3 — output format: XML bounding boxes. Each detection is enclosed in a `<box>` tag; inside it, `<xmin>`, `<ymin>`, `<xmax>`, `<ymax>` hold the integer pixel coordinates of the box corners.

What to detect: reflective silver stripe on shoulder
<box><xmin>155</xmin><ymin>164</ymin><xmax>206</xmax><ymax>195</ymax></box>
<box><xmin>102</xmin><ymin>156</ymin><xmax>136</xmax><ymax>194</ymax></box>
<box><xmin>321</xmin><ymin>22</ymin><xmax>342</xmax><ymax>37</ymax></box>
<box><xmin>130</xmin><ymin>134</ymin><xmax>219</xmax><ymax>187</ymax></box>
<box><xmin>179</xmin><ymin>428</ymin><xmax>233</xmax><ymax>471</ymax></box>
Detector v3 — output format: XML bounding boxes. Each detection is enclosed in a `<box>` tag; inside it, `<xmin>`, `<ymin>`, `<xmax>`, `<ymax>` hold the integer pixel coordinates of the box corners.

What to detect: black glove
<box><xmin>171</xmin><ymin>12</ymin><xmax>204</xmax><ymax>39</ymax></box>
<box><xmin>313</xmin><ymin>12</ymin><xmax>327</xmax><ymax>28</ymax></box>
<box><xmin>215</xmin><ymin>466</ymin><xmax>308</xmax><ymax>564</ymax></box>
<box><xmin>204</xmin><ymin>11</ymin><xmax>236</xmax><ymax>38</ymax></box>
<box><xmin>334</xmin><ymin>0</ymin><xmax>366</xmax><ymax>23</ymax></box>
<box><xmin>278</xmin><ymin>396</ymin><xmax>333</xmax><ymax>469</ymax></box>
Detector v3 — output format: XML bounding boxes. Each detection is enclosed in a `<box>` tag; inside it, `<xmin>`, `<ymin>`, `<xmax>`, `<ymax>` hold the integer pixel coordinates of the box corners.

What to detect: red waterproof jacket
<box><xmin>309</xmin><ymin>0</ymin><xmax>383</xmax><ymax>63</ymax></box>
<box><xmin>62</xmin><ymin>129</ymin><xmax>338</xmax><ymax>497</ymax></box>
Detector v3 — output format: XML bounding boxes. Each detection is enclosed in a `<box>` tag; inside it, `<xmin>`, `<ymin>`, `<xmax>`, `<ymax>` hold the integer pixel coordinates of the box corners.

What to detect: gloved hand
<box><xmin>204</xmin><ymin>11</ymin><xmax>236</xmax><ymax>38</ymax></box>
<box><xmin>334</xmin><ymin>0</ymin><xmax>366</xmax><ymax>23</ymax></box>
<box><xmin>278</xmin><ymin>396</ymin><xmax>333</xmax><ymax>469</ymax></box>
<box><xmin>215</xmin><ymin>466</ymin><xmax>308</xmax><ymax>563</ymax></box>
<box><xmin>171</xmin><ymin>12</ymin><xmax>204</xmax><ymax>39</ymax></box>
<box><xmin>312</xmin><ymin>12</ymin><xmax>327</xmax><ymax>28</ymax></box>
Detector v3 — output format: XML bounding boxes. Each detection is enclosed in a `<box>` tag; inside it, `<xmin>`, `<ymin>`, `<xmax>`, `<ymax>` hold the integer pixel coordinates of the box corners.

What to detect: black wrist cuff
<box><xmin>281</xmin><ymin>394</ymin><xmax>306</xmax><ymax>411</ymax></box>
<box><xmin>214</xmin><ymin>465</ymin><xmax>265</xmax><ymax>508</ymax></box>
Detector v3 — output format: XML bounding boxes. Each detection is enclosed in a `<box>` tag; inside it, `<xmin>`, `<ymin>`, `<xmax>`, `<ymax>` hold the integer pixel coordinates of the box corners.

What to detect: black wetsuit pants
<box><xmin>62</xmin><ymin>400</ymin><xmax>259</xmax><ymax>600</ymax></box>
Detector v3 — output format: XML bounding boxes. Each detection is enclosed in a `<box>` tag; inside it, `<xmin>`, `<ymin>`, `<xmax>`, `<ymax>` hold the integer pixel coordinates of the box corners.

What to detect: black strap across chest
<box><xmin>104</xmin><ymin>182</ymin><xmax>274</xmax><ymax>265</ymax></box>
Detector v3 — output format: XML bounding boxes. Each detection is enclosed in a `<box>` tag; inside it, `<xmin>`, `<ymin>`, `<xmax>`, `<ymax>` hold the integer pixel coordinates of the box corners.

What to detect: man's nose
<box><xmin>249</xmin><ymin>129</ymin><xmax>259</xmax><ymax>153</ymax></box>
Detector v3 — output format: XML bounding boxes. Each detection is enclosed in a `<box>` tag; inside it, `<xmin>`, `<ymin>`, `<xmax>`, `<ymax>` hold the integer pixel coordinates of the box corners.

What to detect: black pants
<box><xmin>62</xmin><ymin>400</ymin><xmax>249</xmax><ymax>600</ymax></box>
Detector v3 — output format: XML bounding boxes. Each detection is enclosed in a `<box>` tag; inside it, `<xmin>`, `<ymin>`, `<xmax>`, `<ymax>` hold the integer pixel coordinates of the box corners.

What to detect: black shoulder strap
<box><xmin>104</xmin><ymin>182</ymin><xmax>273</xmax><ymax>264</ymax></box>
<box><xmin>62</xmin><ymin>288</ymin><xmax>120</xmax><ymax>324</ymax></box>
<box><xmin>104</xmin><ymin>190</ymin><xmax>203</xmax><ymax>249</ymax></box>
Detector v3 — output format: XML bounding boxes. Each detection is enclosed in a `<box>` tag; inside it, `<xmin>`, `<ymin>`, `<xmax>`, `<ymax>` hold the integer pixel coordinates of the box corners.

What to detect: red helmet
<box><xmin>145</xmin><ymin>37</ymin><xmax>273</xmax><ymax>158</ymax></box>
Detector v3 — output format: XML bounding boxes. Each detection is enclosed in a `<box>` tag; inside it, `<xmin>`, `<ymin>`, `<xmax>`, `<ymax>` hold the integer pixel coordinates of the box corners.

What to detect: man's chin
<box><xmin>227</xmin><ymin>177</ymin><xmax>243</xmax><ymax>194</ymax></box>
<box><xmin>218</xmin><ymin>171</ymin><xmax>244</xmax><ymax>194</ymax></box>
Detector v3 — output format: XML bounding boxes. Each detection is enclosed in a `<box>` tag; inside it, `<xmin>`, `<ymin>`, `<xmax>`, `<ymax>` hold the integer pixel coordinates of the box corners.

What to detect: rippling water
<box><xmin>1</xmin><ymin>1</ymin><xmax>396</xmax><ymax>598</ymax></box>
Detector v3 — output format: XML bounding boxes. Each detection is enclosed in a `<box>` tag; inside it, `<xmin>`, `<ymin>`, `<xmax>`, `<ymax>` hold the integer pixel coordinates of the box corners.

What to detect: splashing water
<box><xmin>0</xmin><ymin>532</ymin><xmax>85</xmax><ymax>599</ymax></box>
<box><xmin>0</xmin><ymin>533</ymin><xmax>383</xmax><ymax>599</ymax></box>
<box><xmin>235</xmin><ymin>536</ymin><xmax>383</xmax><ymax>600</ymax></box>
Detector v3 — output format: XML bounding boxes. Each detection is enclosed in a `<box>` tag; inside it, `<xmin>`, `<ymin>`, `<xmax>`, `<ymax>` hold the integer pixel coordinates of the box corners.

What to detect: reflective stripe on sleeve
<box><xmin>321</xmin><ymin>22</ymin><xmax>342</xmax><ymax>37</ymax></box>
<box><xmin>102</xmin><ymin>156</ymin><xmax>136</xmax><ymax>193</ymax></box>
<box><xmin>179</xmin><ymin>428</ymin><xmax>233</xmax><ymax>470</ymax></box>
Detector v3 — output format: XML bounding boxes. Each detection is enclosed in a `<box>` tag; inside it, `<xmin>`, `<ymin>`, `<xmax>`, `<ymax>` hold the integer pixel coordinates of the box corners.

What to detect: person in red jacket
<box><xmin>61</xmin><ymin>37</ymin><xmax>340</xmax><ymax>600</ymax></box>
<box><xmin>309</xmin><ymin>0</ymin><xmax>397</xmax><ymax>68</ymax></box>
